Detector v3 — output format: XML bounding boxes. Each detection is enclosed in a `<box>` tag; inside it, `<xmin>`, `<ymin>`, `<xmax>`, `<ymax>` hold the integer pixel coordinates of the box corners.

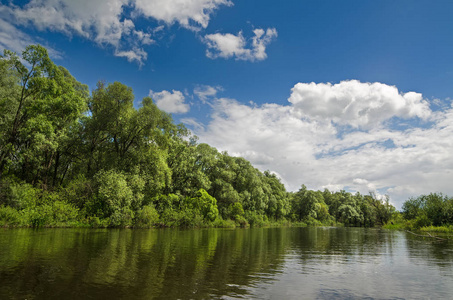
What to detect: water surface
<box><xmin>1</xmin><ymin>227</ymin><xmax>452</xmax><ymax>299</ymax></box>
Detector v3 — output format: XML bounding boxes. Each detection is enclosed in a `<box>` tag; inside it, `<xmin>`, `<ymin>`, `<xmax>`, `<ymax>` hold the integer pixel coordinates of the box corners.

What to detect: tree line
<box><xmin>0</xmin><ymin>45</ymin><xmax>447</xmax><ymax>228</ymax></box>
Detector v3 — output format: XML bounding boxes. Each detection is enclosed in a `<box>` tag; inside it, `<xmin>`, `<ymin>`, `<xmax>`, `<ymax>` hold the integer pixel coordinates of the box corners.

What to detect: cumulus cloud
<box><xmin>0</xmin><ymin>0</ymin><xmax>149</xmax><ymax>63</ymax></box>
<box><xmin>194</xmin><ymin>84</ymin><xmax>222</xmax><ymax>103</ymax></box>
<box><xmin>0</xmin><ymin>0</ymin><xmax>233</xmax><ymax>64</ymax></box>
<box><xmin>149</xmin><ymin>89</ymin><xmax>190</xmax><ymax>114</ymax></box>
<box><xmin>204</xmin><ymin>28</ymin><xmax>277</xmax><ymax>61</ymax></box>
<box><xmin>180</xmin><ymin>117</ymin><xmax>205</xmax><ymax>131</ymax></box>
<box><xmin>0</xmin><ymin>17</ymin><xmax>35</xmax><ymax>54</ymax></box>
<box><xmin>0</xmin><ymin>9</ymin><xmax>63</xmax><ymax>58</ymax></box>
<box><xmin>288</xmin><ymin>80</ymin><xmax>431</xmax><ymax>129</ymax></box>
<box><xmin>114</xmin><ymin>47</ymin><xmax>148</xmax><ymax>65</ymax></box>
<box><xmin>190</xmin><ymin>81</ymin><xmax>453</xmax><ymax>209</ymax></box>
<box><xmin>134</xmin><ymin>0</ymin><xmax>233</xmax><ymax>30</ymax></box>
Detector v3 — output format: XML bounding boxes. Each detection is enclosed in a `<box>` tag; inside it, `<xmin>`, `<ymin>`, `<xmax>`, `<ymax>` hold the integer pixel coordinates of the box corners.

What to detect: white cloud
<box><xmin>180</xmin><ymin>117</ymin><xmax>205</xmax><ymax>131</ymax></box>
<box><xmin>190</xmin><ymin>81</ymin><xmax>453</xmax><ymax>209</ymax></box>
<box><xmin>1</xmin><ymin>1</ymin><xmax>278</xmax><ymax>64</ymax></box>
<box><xmin>0</xmin><ymin>17</ymin><xmax>34</xmax><ymax>54</ymax></box>
<box><xmin>8</xmin><ymin>0</ymin><xmax>132</xmax><ymax>44</ymax></box>
<box><xmin>0</xmin><ymin>0</ymin><xmax>151</xmax><ymax>64</ymax></box>
<box><xmin>149</xmin><ymin>89</ymin><xmax>190</xmax><ymax>114</ymax></box>
<box><xmin>288</xmin><ymin>80</ymin><xmax>431</xmax><ymax>129</ymax></box>
<box><xmin>114</xmin><ymin>48</ymin><xmax>148</xmax><ymax>65</ymax></box>
<box><xmin>194</xmin><ymin>84</ymin><xmax>222</xmax><ymax>103</ymax></box>
<box><xmin>134</xmin><ymin>0</ymin><xmax>233</xmax><ymax>30</ymax></box>
<box><xmin>0</xmin><ymin>15</ymin><xmax>62</xmax><ymax>59</ymax></box>
<box><xmin>0</xmin><ymin>0</ymin><xmax>233</xmax><ymax>64</ymax></box>
<box><xmin>204</xmin><ymin>28</ymin><xmax>277</xmax><ymax>61</ymax></box>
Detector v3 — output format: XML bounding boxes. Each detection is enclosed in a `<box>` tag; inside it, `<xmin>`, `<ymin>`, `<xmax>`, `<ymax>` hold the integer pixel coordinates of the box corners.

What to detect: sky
<box><xmin>1</xmin><ymin>0</ymin><xmax>453</xmax><ymax>209</ymax></box>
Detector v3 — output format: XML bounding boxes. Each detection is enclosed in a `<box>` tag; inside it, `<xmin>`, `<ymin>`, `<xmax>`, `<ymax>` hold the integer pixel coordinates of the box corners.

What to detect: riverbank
<box><xmin>0</xmin><ymin>212</ymin><xmax>332</xmax><ymax>229</ymax></box>
<box><xmin>382</xmin><ymin>218</ymin><xmax>453</xmax><ymax>235</ymax></box>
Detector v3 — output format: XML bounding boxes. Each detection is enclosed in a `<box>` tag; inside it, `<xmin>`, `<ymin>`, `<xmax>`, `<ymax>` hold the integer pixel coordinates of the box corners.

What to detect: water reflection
<box><xmin>0</xmin><ymin>227</ymin><xmax>452</xmax><ymax>299</ymax></box>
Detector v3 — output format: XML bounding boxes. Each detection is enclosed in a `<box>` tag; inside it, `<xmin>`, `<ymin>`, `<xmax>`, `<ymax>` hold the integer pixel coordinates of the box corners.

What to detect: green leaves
<box><xmin>1</xmin><ymin>44</ymin><xmax>409</xmax><ymax>228</ymax></box>
<box><xmin>0</xmin><ymin>45</ymin><xmax>88</xmax><ymax>185</ymax></box>
<box><xmin>402</xmin><ymin>193</ymin><xmax>453</xmax><ymax>227</ymax></box>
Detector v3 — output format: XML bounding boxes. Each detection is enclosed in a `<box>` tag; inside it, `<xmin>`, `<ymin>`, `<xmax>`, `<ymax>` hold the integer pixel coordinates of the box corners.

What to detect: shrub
<box><xmin>135</xmin><ymin>204</ymin><xmax>159</xmax><ymax>227</ymax></box>
<box><xmin>184</xmin><ymin>189</ymin><xmax>219</xmax><ymax>222</ymax></box>
<box><xmin>50</xmin><ymin>201</ymin><xmax>79</xmax><ymax>224</ymax></box>
<box><xmin>23</xmin><ymin>206</ymin><xmax>52</xmax><ymax>227</ymax></box>
<box><xmin>0</xmin><ymin>206</ymin><xmax>22</xmax><ymax>226</ymax></box>
<box><xmin>22</xmin><ymin>200</ymin><xmax>79</xmax><ymax>227</ymax></box>
<box><xmin>109</xmin><ymin>208</ymin><xmax>135</xmax><ymax>227</ymax></box>
<box><xmin>0</xmin><ymin>180</ymin><xmax>39</xmax><ymax>209</ymax></box>
<box><xmin>212</xmin><ymin>218</ymin><xmax>237</xmax><ymax>228</ymax></box>
<box><xmin>245</xmin><ymin>211</ymin><xmax>266</xmax><ymax>227</ymax></box>
<box><xmin>414</xmin><ymin>214</ymin><xmax>432</xmax><ymax>229</ymax></box>
<box><xmin>58</xmin><ymin>175</ymin><xmax>93</xmax><ymax>209</ymax></box>
<box><xmin>235</xmin><ymin>215</ymin><xmax>249</xmax><ymax>227</ymax></box>
<box><xmin>94</xmin><ymin>170</ymin><xmax>134</xmax><ymax>217</ymax></box>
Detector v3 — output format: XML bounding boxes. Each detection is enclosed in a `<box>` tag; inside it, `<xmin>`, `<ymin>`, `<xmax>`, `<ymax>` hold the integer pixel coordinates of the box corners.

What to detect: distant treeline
<box><xmin>0</xmin><ymin>45</ymin><xmax>448</xmax><ymax>229</ymax></box>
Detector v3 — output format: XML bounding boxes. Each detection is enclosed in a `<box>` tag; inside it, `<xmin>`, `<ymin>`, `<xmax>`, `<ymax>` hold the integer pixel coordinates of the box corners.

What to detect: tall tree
<box><xmin>0</xmin><ymin>45</ymin><xmax>88</xmax><ymax>186</ymax></box>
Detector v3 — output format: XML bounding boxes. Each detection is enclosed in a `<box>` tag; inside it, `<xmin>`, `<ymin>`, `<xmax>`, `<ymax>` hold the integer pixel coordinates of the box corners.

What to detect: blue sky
<box><xmin>1</xmin><ymin>0</ymin><xmax>453</xmax><ymax>208</ymax></box>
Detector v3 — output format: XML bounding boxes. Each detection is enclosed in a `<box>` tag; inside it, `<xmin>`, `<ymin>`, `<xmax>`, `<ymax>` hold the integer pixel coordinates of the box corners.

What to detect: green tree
<box><xmin>0</xmin><ymin>45</ymin><xmax>88</xmax><ymax>186</ymax></box>
<box><xmin>186</xmin><ymin>188</ymin><xmax>219</xmax><ymax>222</ymax></box>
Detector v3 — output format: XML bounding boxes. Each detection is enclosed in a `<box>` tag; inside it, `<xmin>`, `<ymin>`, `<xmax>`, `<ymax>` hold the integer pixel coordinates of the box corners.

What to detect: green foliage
<box><xmin>91</xmin><ymin>170</ymin><xmax>144</xmax><ymax>220</ymax></box>
<box><xmin>230</xmin><ymin>202</ymin><xmax>245</xmax><ymax>219</ymax></box>
<box><xmin>158</xmin><ymin>208</ymin><xmax>204</xmax><ymax>228</ymax></box>
<box><xmin>211</xmin><ymin>218</ymin><xmax>237</xmax><ymax>228</ymax></box>
<box><xmin>22</xmin><ymin>200</ymin><xmax>79</xmax><ymax>227</ymax></box>
<box><xmin>1</xmin><ymin>44</ymin><xmax>422</xmax><ymax>229</ymax></box>
<box><xmin>153</xmin><ymin>193</ymin><xmax>181</xmax><ymax>215</ymax></box>
<box><xmin>0</xmin><ymin>179</ymin><xmax>39</xmax><ymax>209</ymax></box>
<box><xmin>338</xmin><ymin>204</ymin><xmax>363</xmax><ymax>227</ymax></box>
<box><xmin>401</xmin><ymin>193</ymin><xmax>453</xmax><ymax>228</ymax></box>
<box><xmin>420</xmin><ymin>225</ymin><xmax>453</xmax><ymax>233</ymax></box>
<box><xmin>93</xmin><ymin>170</ymin><xmax>134</xmax><ymax>217</ymax></box>
<box><xmin>0</xmin><ymin>205</ymin><xmax>22</xmax><ymax>226</ymax></box>
<box><xmin>186</xmin><ymin>189</ymin><xmax>219</xmax><ymax>222</ymax></box>
<box><xmin>0</xmin><ymin>45</ymin><xmax>88</xmax><ymax>185</ymax></box>
<box><xmin>245</xmin><ymin>211</ymin><xmax>266</xmax><ymax>227</ymax></box>
<box><xmin>109</xmin><ymin>208</ymin><xmax>135</xmax><ymax>227</ymax></box>
<box><xmin>290</xmin><ymin>186</ymin><xmax>334</xmax><ymax>223</ymax></box>
<box><xmin>57</xmin><ymin>175</ymin><xmax>93</xmax><ymax>209</ymax></box>
<box><xmin>135</xmin><ymin>204</ymin><xmax>159</xmax><ymax>227</ymax></box>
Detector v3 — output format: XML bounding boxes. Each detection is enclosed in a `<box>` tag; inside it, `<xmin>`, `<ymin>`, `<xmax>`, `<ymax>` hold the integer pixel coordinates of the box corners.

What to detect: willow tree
<box><xmin>0</xmin><ymin>45</ymin><xmax>88</xmax><ymax>187</ymax></box>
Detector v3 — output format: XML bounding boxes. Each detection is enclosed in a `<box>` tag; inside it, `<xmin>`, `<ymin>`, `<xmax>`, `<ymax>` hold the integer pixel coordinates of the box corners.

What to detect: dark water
<box><xmin>1</xmin><ymin>227</ymin><xmax>452</xmax><ymax>299</ymax></box>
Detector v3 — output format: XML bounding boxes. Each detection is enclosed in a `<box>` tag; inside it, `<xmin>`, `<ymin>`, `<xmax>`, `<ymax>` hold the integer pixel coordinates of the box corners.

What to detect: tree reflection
<box><xmin>0</xmin><ymin>228</ymin><xmax>452</xmax><ymax>299</ymax></box>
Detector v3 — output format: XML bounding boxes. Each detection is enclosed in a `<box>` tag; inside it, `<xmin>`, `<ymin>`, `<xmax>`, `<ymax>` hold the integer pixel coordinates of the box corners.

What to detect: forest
<box><xmin>0</xmin><ymin>45</ymin><xmax>451</xmax><ymax>229</ymax></box>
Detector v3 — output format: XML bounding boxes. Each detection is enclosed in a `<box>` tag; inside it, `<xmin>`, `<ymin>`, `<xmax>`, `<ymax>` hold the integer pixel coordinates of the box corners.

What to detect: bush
<box><xmin>414</xmin><ymin>214</ymin><xmax>432</xmax><ymax>229</ymax></box>
<box><xmin>304</xmin><ymin>216</ymin><xmax>322</xmax><ymax>226</ymax></box>
<box><xmin>85</xmin><ymin>216</ymin><xmax>109</xmax><ymax>228</ymax></box>
<box><xmin>235</xmin><ymin>215</ymin><xmax>249</xmax><ymax>227</ymax></box>
<box><xmin>158</xmin><ymin>208</ymin><xmax>205</xmax><ymax>228</ymax></box>
<box><xmin>0</xmin><ymin>180</ymin><xmax>39</xmax><ymax>209</ymax></box>
<box><xmin>245</xmin><ymin>211</ymin><xmax>266</xmax><ymax>227</ymax></box>
<box><xmin>211</xmin><ymin>217</ymin><xmax>236</xmax><ymax>228</ymax></box>
<box><xmin>23</xmin><ymin>206</ymin><xmax>52</xmax><ymax>227</ymax></box>
<box><xmin>420</xmin><ymin>225</ymin><xmax>453</xmax><ymax>233</ymax></box>
<box><xmin>58</xmin><ymin>175</ymin><xmax>93</xmax><ymax>209</ymax></box>
<box><xmin>94</xmin><ymin>170</ymin><xmax>134</xmax><ymax>217</ymax></box>
<box><xmin>0</xmin><ymin>206</ymin><xmax>22</xmax><ymax>226</ymax></box>
<box><xmin>184</xmin><ymin>189</ymin><xmax>219</xmax><ymax>222</ymax></box>
<box><xmin>21</xmin><ymin>200</ymin><xmax>79</xmax><ymax>227</ymax></box>
<box><xmin>135</xmin><ymin>204</ymin><xmax>159</xmax><ymax>227</ymax></box>
<box><xmin>109</xmin><ymin>208</ymin><xmax>135</xmax><ymax>227</ymax></box>
<box><xmin>153</xmin><ymin>194</ymin><xmax>181</xmax><ymax>215</ymax></box>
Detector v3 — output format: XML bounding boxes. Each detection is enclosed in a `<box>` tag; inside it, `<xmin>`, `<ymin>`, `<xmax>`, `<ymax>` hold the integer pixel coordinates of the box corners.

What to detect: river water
<box><xmin>0</xmin><ymin>227</ymin><xmax>452</xmax><ymax>299</ymax></box>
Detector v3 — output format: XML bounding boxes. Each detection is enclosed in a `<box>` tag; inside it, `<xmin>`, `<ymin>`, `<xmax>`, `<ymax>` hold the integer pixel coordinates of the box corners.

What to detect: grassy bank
<box><xmin>1</xmin><ymin>203</ymin><xmax>343</xmax><ymax>229</ymax></box>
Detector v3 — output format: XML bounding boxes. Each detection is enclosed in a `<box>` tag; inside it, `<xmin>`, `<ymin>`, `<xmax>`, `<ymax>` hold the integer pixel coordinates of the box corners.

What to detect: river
<box><xmin>1</xmin><ymin>227</ymin><xmax>452</xmax><ymax>299</ymax></box>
